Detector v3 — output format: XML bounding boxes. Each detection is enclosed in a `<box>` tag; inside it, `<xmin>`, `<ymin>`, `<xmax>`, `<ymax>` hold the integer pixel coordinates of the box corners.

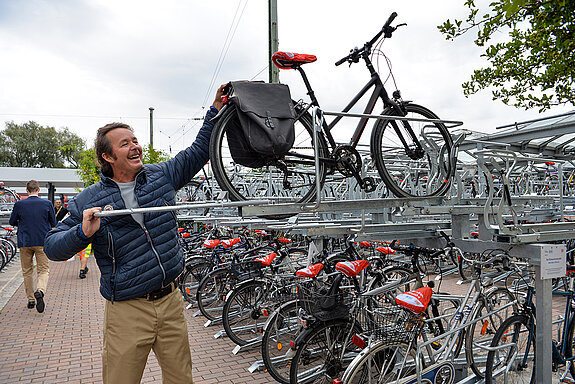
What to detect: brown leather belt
<box><xmin>141</xmin><ymin>281</ymin><xmax>176</xmax><ymax>301</ymax></box>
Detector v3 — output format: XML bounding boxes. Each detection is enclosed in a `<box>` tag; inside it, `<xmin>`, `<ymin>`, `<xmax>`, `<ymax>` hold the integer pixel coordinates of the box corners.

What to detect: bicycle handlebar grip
<box><xmin>383</xmin><ymin>12</ymin><xmax>398</xmax><ymax>29</ymax></box>
<box><xmin>335</xmin><ymin>56</ymin><xmax>348</xmax><ymax>66</ymax></box>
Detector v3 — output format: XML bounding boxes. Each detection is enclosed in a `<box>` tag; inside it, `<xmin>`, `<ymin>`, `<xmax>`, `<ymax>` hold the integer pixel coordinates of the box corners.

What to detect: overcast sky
<box><xmin>1</xmin><ymin>0</ymin><xmax>572</xmax><ymax>155</ymax></box>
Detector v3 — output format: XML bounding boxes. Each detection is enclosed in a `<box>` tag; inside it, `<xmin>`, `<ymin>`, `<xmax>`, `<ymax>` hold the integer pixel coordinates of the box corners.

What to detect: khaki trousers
<box><xmin>19</xmin><ymin>246</ymin><xmax>50</xmax><ymax>302</ymax></box>
<box><xmin>102</xmin><ymin>288</ymin><xmax>194</xmax><ymax>384</ymax></box>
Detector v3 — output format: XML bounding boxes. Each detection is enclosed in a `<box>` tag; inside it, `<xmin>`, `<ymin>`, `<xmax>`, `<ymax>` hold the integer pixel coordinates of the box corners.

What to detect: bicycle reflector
<box><xmin>352</xmin><ymin>334</ymin><xmax>366</xmax><ymax>349</ymax></box>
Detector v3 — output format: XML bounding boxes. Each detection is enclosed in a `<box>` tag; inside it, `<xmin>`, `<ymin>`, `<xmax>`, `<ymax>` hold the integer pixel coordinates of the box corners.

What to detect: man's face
<box><xmin>55</xmin><ymin>200</ymin><xmax>62</xmax><ymax>208</ymax></box>
<box><xmin>102</xmin><ymin>128</ymin><xmax>143</xmax><ymax>181</ymax></box>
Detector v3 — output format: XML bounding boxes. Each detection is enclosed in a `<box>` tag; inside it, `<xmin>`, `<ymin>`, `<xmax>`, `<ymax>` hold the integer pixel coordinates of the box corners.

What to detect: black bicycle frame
<box><xmin>294</xmin><ymin>50</ymin><xmax>417</xmax><ymax>156</ymax></box>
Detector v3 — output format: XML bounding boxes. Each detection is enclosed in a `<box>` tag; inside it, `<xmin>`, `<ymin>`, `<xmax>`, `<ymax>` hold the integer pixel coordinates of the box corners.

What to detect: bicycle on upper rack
<box><xmin>209</xmin><ymin>12</ymin><xmax>458</xmax><ymax>206</ymax></box>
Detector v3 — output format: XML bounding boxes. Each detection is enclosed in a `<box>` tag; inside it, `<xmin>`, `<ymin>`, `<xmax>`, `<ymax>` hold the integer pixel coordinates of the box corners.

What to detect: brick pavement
<box><xmin>1</xmin><ymin>254</ymin><xmax>571</xmax><ymax>383</ymax></box>
<box><xmin>0</xmin><ymin>257</ymin><xmax>271</xmax><ymax>384</ymax></box>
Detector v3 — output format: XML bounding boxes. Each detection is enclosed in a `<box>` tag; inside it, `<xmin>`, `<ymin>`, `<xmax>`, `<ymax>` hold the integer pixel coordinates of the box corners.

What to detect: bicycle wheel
<box><xmin>289</xmin><ymin>319</ymin><xmax>363</xmax><ymax>384</ymax></box>
<box><xmin>341</xmin><ymin>339</ymin><xmax>420</xmax><ymax>383</ymax></box>
<box><xmin>370</xmin><ymin>103</ymin><xmax>453</xmax><ymax>198</ymax></box>
<box><xmin>180</xmin><ymin>257</ymin><xmax>212</xmax><ymax>306</ymax></box>
<box><xmin>564</xmin><ymin>313</ymin><xmax>575</xmax><ymax>379</ymax></box>
<box><xmin>222</xmin><ymin>279</ymin><xmax>269</xmax><ymax>346</ymax></box>
<box><xmin>196</xmin><ymin>267</ymin><xmax>239</xmax><ymax>321</ymax></box>
<box><xmin>262</xmin><ymin>299</ymin><xmax>314</xmax><ymax>384</ymax></box>
<box><xmin>209</xmin><ymin>103</ymin><xmax>329</xmax><ymax>208</ymax></box>
<box><xmin>465</xmin><ymin>287</ymin><xmax>517</xmax><ymax>378</ymax></box>
<box><xmin>485</xmin><ymin>314</ymin><xmax>535</xmax><ymax>384</ymax></box>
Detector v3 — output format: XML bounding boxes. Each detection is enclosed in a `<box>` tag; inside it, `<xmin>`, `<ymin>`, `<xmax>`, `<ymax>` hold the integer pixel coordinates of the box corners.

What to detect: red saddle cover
<box><xmin>203</xmin><ymin>239</ymin><xmax>221</xmax><ymax>249</ymax></box>
<box><xmin>375</xmin><ymin>246</ymin><xmax>395</xmax><ymax>255</ymax></box>
<box><xmin>272</xmin><ymin>51</ymin><xmax>317</xmax><ymax>69</ymax></box>
<box><xmin>254</xmin><ymin>252</ymin><xmax>277</xmax><ymax>267</ymax></box>
<box><xmin>395</xmin><ymin>287</ymin><xmax>433</xmax><ymax>314</ymax></box>
<box><xmin>221</xmin><ymin>238</ymin><xmax>240</xmax><ymax>249</ymax></box>
<box><xmin>296</xmin><ymin>263</ymin><xmax>324</xmax><ymax>278</ymax></box>
<box><xmin>335</xmin><ymin>260</ymin><xmax>370</xmax><ymax>277</ymax></box>
<box><xmin>359</xmin><ymin>241</ymin><xmax>371</xmax><ymax>247</ymax></box>
<box><xmin>278</xmin><ymin>238</ymin><xmax>291</xmax><ymax>244</ymax></box>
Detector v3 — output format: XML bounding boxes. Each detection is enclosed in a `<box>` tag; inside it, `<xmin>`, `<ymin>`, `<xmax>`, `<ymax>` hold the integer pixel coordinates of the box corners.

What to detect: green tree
<box><xmin>0</xmin><ymin>121</ymin><xmax>86</xmax><ymax>167</ymax></box>
<box><xmin>439</xmin><ymin>0</ymin><xmax>575</xmax><ymax>111</ymax></box>
<box><xmin>76</xmin><ymin>145</ymin><xmax>171</xmax><ymax>187</ymax></box>
<box><xmin>143</xmin><ymin>145</ymin><xmax>170</xmax><ymax>164</ymax></box>
<box><xmin>76</xmin><ymin>148</ymin><xmax>100</xmax><ymax>187</ymax></box>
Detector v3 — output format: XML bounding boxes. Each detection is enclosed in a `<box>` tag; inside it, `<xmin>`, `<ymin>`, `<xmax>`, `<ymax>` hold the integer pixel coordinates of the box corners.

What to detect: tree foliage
<box><xmin>0</xmin><ymin>121</ymin><xmax>86</xmax><ymax>167</ymax></box>
<box><xmin>76</xmin><ymin>148</ymin><xmax>101</xmax><ymax>187</ymax></box>
<box><xmin>143</xmin><ymin>145</ymin><xmax>170</xmax><ymax>164</ymax></box>
<box><xmin>439</xmin><ymin>0</ymin><xmax>575</xmax><ymax>111</ymax></box>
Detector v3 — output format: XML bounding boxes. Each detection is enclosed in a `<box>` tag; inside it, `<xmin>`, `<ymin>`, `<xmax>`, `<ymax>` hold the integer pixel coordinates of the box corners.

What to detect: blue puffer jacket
<box><xmin>45</xmin><ymin>108</ymin><xmax>217</xmax><ymax>301</ymax></box>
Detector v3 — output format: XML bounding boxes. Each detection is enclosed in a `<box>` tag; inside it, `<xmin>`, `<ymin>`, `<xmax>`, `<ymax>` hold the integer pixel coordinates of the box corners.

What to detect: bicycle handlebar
<box><xmin>390</xmin><ymin>241</ymin><xmax>444</xmax><ymax>259</ymax></box>
<box><xmin>335</xmin><ymin>12</ymin><xmax>401</xmax><ymax>67</ymax></box>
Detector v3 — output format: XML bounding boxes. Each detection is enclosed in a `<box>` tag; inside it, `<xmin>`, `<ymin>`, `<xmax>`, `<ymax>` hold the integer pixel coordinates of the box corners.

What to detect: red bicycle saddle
<box><xmin>221</xmin><ymin>238</ymin><xmax>241</xmax><ymax>248</ymax></box>
<box><xmin>296</xmin><ymin>263</ymin><xmax>324</xmax><ymax>278</ymax></box>
<box><xmin>395</xmin><ymin>286</ymin><xmax>433</xmax><ymax>314</ymax></box>
<box><xmin>254</xmin><ymin>252</ymin><xmax>277</xmax><ymax>267</ymax></box>
<box><xmin>335</xmin><ymin>260</ymin><xmax>370</xmax><ymax>277</ymax></box>
<box><xmin>203</xmin><ymin>239</ymin><xmax>221</xmax><ymax>249</ymax></box>
<box><xmin>375</xmin><ymin>246</ymin><xmax>396</xmax><ymax>255</ymax></box>
<box><xmin>272</xmin><ymin>51</ymin><xmax>317</xmax><ymax>69</ymax></box>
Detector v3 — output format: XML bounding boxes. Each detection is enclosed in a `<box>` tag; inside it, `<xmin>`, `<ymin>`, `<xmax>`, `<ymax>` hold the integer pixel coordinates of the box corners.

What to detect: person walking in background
<box><xmin>45</xmin><ymin>85</ymin><xmax>225</xmax><ymax>384</ymax></box>
<box><xmin>55</xmin><ymin>199</ymin><xmax>88</xmax><ymax>277</ymax></box>
<box><xmin>54</xmin><ymin>199</ymin><xmax>69</xmax><ymax>222</ymax></box>
<box><xmin>9</xmin><ymin>180</ymin><xmax>57</xmax><ymax>313</ymax></box>
<box><xmin>77</xmin><ymin>243</ymin><xmax>90</xmax><ymax>279</ymax></box>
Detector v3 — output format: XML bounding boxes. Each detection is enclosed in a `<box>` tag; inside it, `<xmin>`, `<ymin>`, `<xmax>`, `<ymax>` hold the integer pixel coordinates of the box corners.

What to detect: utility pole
<box><xmin>268</xmin><ymin>0</ymin><xmax>279</xmax><ymax>83</ymax></box>
<box><xmin>149</xmin><ymin>107</ymin><xmax>154</xmax><ymax>148</ymax></box>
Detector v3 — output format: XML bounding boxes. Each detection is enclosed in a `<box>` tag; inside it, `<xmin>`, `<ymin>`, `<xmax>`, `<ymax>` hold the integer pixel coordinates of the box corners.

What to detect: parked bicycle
<box><xmin>209</xmin><ymin>12</ymin><xmax>456</xmax><ymax>206</ymax></box>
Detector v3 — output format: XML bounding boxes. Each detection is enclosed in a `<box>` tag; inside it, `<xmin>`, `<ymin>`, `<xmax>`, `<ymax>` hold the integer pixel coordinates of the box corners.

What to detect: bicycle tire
<box><xmin>341</xmin><ymin>339</ymin><xmax>420</xmax><ymax>383</ymax></box>
<box><xmin>222</xmin><ymin>279</ymin><xmax>269</xmax><ymax>346</ymax></box>
<box><xmin>196</xmin><ymin>267</ymin><xmax>239</xmax><ymax>321</ymax></box>
<box><xmin>484</xmin><ymin>314</ymin><xmax>535</xmax><ymax>384</ymax></box>
<box><xmin>262</xmin><ymin>298</ymin><xmax>314</xmax><ymax>384</ymax></box>
<box><xmin>370</xmin><ymin>103</ymin><xmax>453</xmax><ymax>198</ymax></box>
<box><xmin>465</xmin><ymin>286</ymin><xmax>517</xmax><ymax>378</ymax></box>
<box><xmin>289</xmin><ymin>319</ymin><xmax>363</xmax><ymax>384</ymax></box>
<box><xmin>180</xmin><ymin>257</ymin><xmax>212</xmax><ymax>306</ymax></box>
<box><xmin>564</xmin><ymin>312</ymin><xmax>575</xmax><ymax>380</ymax></box>
<box><xmin>209</xmin><ymin>103</ymin><xmax>329</xmax><ymax>214</ymax></box>
<box><xmin>0</xmin><ymin>247</ymin><xmax>6</xmax><ymax>271</ymax></box>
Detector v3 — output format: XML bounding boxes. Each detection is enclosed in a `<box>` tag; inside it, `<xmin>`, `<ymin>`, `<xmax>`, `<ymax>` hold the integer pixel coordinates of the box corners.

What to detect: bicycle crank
<box><xmin>333</xmin><ymin>146</ymin><xmax>376</xmax><ymax>193</ymax></box>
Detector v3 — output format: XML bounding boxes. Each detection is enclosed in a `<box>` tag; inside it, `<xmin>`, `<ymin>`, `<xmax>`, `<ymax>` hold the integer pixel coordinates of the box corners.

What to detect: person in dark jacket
<box><xmin>54</xmin><ymin>199</ymin><xmax>68</xmax><ymax>222</ymax></box>
<box><xmin>45</xmin><ymin>85</ymin><xmax>225</xmax><ymax>384</ymax></box>
<box><xmin>9</xmin><ymin>179</ymin><xmax>57</xmax><ymax>313</ymax></box>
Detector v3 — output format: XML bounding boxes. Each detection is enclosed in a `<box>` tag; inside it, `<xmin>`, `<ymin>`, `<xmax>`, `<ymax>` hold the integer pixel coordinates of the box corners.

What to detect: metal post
<box><xmin>149</xmin><ymin>107</ymin><xmax>154</xmax><ymax>148</ymax></box>
<box><xmin>268</xmin><ymin>0</ymin><xmax>279</xmax><ymax>83</ymax></box>
<box><xmin>535</xmin><ymin>263</ymin><xmax>553</xmax><ymax>383</ymax></box>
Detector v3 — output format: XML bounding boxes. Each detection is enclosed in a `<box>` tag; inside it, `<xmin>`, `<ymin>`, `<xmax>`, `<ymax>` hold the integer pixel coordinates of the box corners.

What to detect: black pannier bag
<box><xmin>226</xmin><ymin>81</ymin><xmax>296</xmax><ymax>168</ymax></box>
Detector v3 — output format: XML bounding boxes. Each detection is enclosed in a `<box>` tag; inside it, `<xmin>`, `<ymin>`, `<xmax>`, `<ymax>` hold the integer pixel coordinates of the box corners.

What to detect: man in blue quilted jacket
<box><xmin>45</xmin><ymin>85</ymin><xmax>225</xmax><ymax>384</ymax></box>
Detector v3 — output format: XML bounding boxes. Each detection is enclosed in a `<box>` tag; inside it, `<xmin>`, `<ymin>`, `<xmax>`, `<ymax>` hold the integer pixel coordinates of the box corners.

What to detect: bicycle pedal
<box><xmin>431</xmin><ymin>341</ymin><xmax>441</xmax><ymax>350</ymax></box>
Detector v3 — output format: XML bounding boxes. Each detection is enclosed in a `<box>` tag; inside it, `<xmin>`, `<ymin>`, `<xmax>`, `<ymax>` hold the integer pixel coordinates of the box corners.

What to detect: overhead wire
<box><xmin>166</xmin><ymin>0</ymin><xmax>250</xmax><ymax>151</ymax></box>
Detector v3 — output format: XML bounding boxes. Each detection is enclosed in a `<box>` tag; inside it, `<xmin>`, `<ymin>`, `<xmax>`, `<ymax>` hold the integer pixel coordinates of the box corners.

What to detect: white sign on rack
<box><xmin>540</xmin><ymin>244</ymin><xmax>566</xmax><ymax>280</ymax></box>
